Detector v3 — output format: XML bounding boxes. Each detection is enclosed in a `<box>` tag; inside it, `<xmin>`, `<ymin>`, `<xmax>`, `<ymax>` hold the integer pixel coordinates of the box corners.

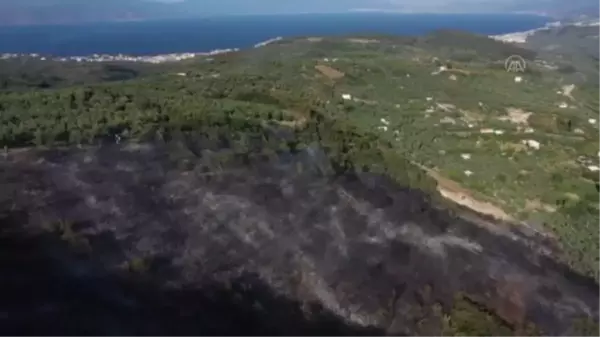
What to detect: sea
<box><xmin>0</xmin><ymin>13</ymin><xmax>550</xmax><ymax>56</ymax></box>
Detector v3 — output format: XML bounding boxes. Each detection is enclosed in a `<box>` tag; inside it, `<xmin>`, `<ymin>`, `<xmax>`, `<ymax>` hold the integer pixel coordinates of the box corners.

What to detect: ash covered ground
<box><xmin>0</xmin><ymin>139</ymin><xmax>597</xmax><ymax>335</ymax></box>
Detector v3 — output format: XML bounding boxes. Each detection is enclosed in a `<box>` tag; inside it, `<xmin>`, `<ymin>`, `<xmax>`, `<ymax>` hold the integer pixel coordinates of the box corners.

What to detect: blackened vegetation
<box><xmin>0</xmin><ymin>134</ymin><xmax>598</xmax><ymax>336</ymax></box>
<box><xmin>0</xmin><ymin>218</ymin><xmax>382</xmax><ymax>336</ymax></box>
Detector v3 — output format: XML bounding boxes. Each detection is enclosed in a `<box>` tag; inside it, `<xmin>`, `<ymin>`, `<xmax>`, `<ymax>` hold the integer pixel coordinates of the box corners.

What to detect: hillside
<box><xmin>526</xmin><ymin>23</ymin><xmax>600</xmax><ymax>83</ymax></box>
<box><xmin>0</xmin><ymin>57</ymin><xmax>192</xmax><ymax>90</ymax></box>
<box><xmin>0</xmin><ymin>31</ymin><xmax>598</xmax><ymax>335</ymax></box>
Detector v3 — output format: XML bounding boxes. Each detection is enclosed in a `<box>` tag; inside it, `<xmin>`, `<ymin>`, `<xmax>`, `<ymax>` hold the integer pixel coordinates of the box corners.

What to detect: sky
<box><xmin>145</xmin><ymin>0</ymin><xmax>599</xmax><ymax>16</ymax></box>
<box><xmin>148</xmin><ymin>0</ymin><xmax>517</xmax><ymax>13</ymax></box>
<box><xmin>143</xmin><ymin>0</ymin><xmax>585</xmax><ymax>11</ymax></box>
<box><xmin>0</xmin><ymin>0</ymin><xmax>597</xmax><ymax>17</ymax></box>
<box><xmin>0</xmin><ymin>0</ymin><xmax>560</xmax><ymax>11</ymax></box>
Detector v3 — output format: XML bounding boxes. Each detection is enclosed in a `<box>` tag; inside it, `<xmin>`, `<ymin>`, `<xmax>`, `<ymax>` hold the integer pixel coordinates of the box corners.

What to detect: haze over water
<box><xmin>0</xmin><ymin>13</ymin><xmax>550</xmax><ymax>56</ymax></box>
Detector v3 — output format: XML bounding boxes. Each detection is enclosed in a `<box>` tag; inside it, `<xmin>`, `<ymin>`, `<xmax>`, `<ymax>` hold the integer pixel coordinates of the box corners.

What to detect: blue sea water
<box><xmin>0</xmin><ymin>13</ymin><xmax>550</xmax><ymax>56</ymax></box>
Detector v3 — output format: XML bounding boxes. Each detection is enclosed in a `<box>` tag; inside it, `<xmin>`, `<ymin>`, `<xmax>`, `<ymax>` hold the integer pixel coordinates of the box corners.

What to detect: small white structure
<box><xmin>464</xmin><ymin>170</ymin><xmax>474</xmax><ymax>177</ymax></box>
<box><xmin>478</xmin><ymin>102</ymin><xmax>484</xmax><ymax>107</ymax></box>
<box><xmin>480</xmin><ymin>128</ymin><xmax>495</xmax><ymax>134</ymax></box>
<box><xmin>425</xmin><ymin>107</ymin><xmax>435</xmax><ymax>113</ymax></box>
<box><xmin>449</xmin><ymin>74</ymin><xmax>457</xmax><ymax>81</ymax></box>
<box><xmin>430</xmin><ymin>65</ymin><xmax>448</xmax><ymax>75</ymax></box>
<box><xmin>588</xmin><ymin>118</ymin><xmax>597</xmax><ymax>125</ymax></box>
<box><xmin>461</xmin><ymin>153</ymin><xmax>472</xmax><ymax>160</ymax></box>
<box><xmin>494</xmin><ymin>129</ymin><xmax>505</xmax><ymax>135</ymax></box>
<box><xmin>380</xmin><ymin>118</ymin><xmax>390</xmax><ymax>125</ymax></box>
<box><xmin>558</xmin><ymin>102</ymin><xmax>568</xmax><ymax>108</ymax></box>
<box><xmin>377</xmin><ymin>126</ymin><xmax>388</xmax><ymax>132</ymax></box>
<box><xmin>467</xmin><ymin>123</ymin><xmax>474</xmax><ymax>128</ymax></box>
<box><xmin>522</xmin><ymin>139</ymin><xmax>541</xmax><ymax>150</ymax></box>
<box><xmin>514</xmin><ymin>76</ymin><xmax>523</xmax><ymax>83</ymax></box>
<box><xmin>426</xmin><ymin>97</ymin><xmax>433</xmax><ymax>101</ymax></box>
<box><xmin>440</xmin><ymin>117</ymin><xmax>456</xmax><ymax>124</ymax></box>
<box><xmin>176</xmin><ymin>72</ymin><xmax>187</xmax><ymax>77</ymax></box>
<box><xmin>342</xmin><ymin>94</ymin><xmax>352</xmax><ymax>100</ymax></box>
<box><xmin>587</xmin><ymin>165</ymin><xmax>600</xmax><ymax>172</ymax></box>
<box><xmin>574</xmin><ymin>128</ymin><xmax>585</xmax><ymax>134</ymax></box>
<box><xmin>524</xmin><ymin>127</ymin><xmax>535</xmax><ymax>134</ymax></box>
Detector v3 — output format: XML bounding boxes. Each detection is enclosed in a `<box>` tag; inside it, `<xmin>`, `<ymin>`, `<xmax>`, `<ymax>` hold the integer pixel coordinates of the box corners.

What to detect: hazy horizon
<box><xmin>0</xmin><ymin>0</ymin><xmax>597</xmax><ymax>26</ymax></box>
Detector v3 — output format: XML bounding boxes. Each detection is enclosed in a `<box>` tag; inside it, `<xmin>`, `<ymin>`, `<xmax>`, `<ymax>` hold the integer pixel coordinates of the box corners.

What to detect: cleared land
<box><xmin>315</xmin><ymin>64</ymin><xmax>345</xmax><ymax>80</ymax></box>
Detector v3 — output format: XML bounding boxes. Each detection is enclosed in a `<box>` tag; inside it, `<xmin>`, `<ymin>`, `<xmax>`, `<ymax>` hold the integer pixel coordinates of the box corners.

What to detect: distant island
<box><xmin>0</xmin><ymin>0</ymin><xmax>597</xmax><ymax>26</ymax></box>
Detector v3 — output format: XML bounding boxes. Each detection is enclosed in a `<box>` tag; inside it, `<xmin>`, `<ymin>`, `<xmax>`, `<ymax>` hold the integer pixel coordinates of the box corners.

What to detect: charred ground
<box><xmin>0</xmin><ymin>135</ymin><xmax>598</xmax><ymax>335</ymax></box>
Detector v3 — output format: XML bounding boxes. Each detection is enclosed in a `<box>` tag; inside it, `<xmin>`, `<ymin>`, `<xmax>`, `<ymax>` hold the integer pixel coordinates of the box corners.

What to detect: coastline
<box><xmin>489</xmin><ymin>21</ymin><xmax>561</xmax><ymax>43</ymax></box>
<box><xmin>0</xmin><ymin>13</ymin><xmax>551</xmax><ymax>63</ymax></box>
<box><xmin>0</xmin><ymin>36</ymin><xmax>286</xmax><ymax>64</ymax></box>
<box><xmin>2</xmin><ymin>17</ymin><xmax>578</xmax><ymax>64</ymax></box>
<box><xmin>0</xmin><ymin>21</ymin><xmax>555</xmax><ymax>63</ymax></box>
<box><xmin>490</xmin><ymin>18</ymin><xmax>599</xmax><ymax>44</ymax></box>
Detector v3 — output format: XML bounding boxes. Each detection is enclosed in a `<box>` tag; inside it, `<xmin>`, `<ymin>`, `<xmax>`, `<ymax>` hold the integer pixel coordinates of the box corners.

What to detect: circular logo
<box><xmin>505</xmin><ymin>55</ymin><xmax>527</xmax><ymax>73</ymax></box>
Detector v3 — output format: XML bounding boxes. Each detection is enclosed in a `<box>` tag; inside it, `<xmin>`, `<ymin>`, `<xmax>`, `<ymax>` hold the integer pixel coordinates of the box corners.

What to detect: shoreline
<box><xmin>0</xmin><ymin>13</ymin><xmax>575</xmax><ymax>61</ymax></box>
<box><xmin>490</xmin><ymin>18</ymin><xmax>599</xmax><ymax>44</ymax></box>
<box><xmin>1</xmin><ymin>16</ymin><xmax>579</xmax><ymax>64</ymax></box>
<box><xmin>0</xmin><ymin>36</ymin><xmax>283</xmax><ymax>64</ymax></box>
<box><xmin>489</xmin><ymin>21</ymin><xmax>561</xmax><ymax>43</ymax></box>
